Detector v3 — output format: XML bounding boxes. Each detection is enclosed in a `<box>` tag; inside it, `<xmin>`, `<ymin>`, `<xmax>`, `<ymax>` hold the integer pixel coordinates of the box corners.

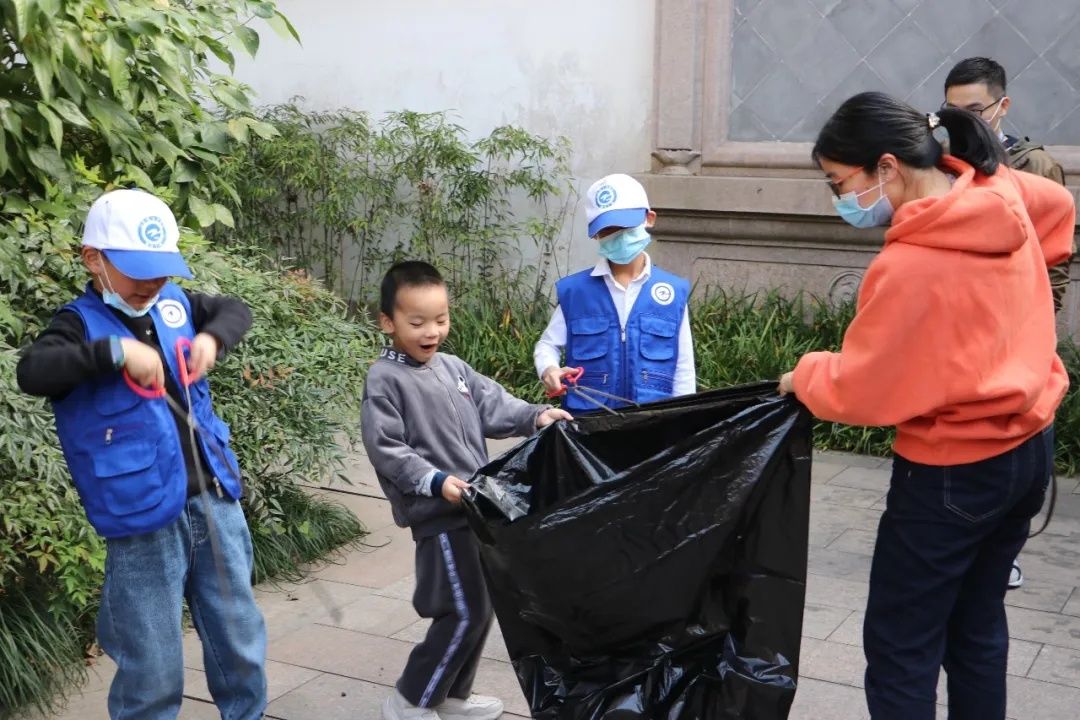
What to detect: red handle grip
<box><xmin>122</xmin><ymin>337</ymin><xmax>196</xmax><ymax>399</ymax></box>
<box><xmin>545</xmin><ymin>367</ymin><xmax>585</xmax><ymax>398</ymax></box>
<box><xmin>123</xmin><ymin>369</ymin><xmax>167</xmax><ymax>399</ymax></box>
<box><xmin>175</xmin><ymin>337</ymin><xmax>194</xmax><ymax>388</ymax></box>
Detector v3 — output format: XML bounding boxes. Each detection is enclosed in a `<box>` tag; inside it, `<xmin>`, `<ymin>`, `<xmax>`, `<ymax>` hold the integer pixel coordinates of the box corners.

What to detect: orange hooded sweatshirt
<box><xmin>793</xmin><ymin>155</ymin><xmax>1076</xmax><ymax>465</ymax></box>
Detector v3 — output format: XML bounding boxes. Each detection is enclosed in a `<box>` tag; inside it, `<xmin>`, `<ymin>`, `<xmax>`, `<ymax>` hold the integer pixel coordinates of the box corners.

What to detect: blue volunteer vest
<box><xmin>555</xmin><ymin>265</ymin><xmax>689</xmax><ymax>411</ymax></box>
<box><xmin>51</xmin><ymin>283</ymin><xmax>242</xmax><ymax>538</ymax></box>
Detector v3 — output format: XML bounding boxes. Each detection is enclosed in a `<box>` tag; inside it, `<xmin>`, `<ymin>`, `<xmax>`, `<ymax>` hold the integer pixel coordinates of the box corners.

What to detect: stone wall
<box><xmin>643</xmin><ymin>0</ymin><xmax>1080</xmax><ymax>335</ymax></box>
<box><xmin>730</xmin><ymin>0</ymin><xmax>1080</xmax><ymax>144</ymax></box>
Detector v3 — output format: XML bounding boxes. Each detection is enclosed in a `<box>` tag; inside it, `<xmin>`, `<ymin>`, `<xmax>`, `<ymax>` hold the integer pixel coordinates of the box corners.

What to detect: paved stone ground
<box><xmin>30</xmin><ymin>444</ymin><xmax>1080</xmax><ymax>720</ymax></box>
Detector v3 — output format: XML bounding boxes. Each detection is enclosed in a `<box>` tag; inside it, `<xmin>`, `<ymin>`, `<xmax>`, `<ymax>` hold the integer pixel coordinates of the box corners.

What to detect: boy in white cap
<box><xmin>16</xmin><ymin>189</ymin><xmax>267</xmax><ymax>719</ymax></box>
<box><xmin>535</xmin><ymin>174</ymin><xmax>696</xmax><ymax>410</ymax></box>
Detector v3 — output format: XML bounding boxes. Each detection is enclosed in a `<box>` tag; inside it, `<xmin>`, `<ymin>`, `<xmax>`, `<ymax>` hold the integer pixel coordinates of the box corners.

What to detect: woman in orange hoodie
<box><xmin>779</xmin><ymin>92</ymin><xmax>1075</xmax><ymax>720</ymax></box>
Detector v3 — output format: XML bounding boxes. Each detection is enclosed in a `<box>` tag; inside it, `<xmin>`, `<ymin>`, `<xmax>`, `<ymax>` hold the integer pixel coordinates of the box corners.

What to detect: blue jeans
<box><xmin>863</xmin><ymin>427</ymin><xmax>1053</xmax><ymax>720</ymax></box>
<box><xmin>97</xmin><ymin>492</ymin><xmax>267</xmax><ymax>720</ymax></box>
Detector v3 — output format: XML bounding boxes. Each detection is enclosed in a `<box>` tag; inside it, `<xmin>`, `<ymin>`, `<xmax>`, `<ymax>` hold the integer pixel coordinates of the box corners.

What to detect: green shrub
<box><xmin>1054</xmin><ymin>343</ymin><xmax>1080</xmax><ymax>475</ymax></box>
<box><xmin>0</xmin><ymin>3</ymin><xmax>382</xmax><ymax>716</ymax></box>
<box><xmin>248</xmin><ymin>484</ymin><xmax>368</xmax><ymax>585</ymax></box>
<box><xmin>0</xmin><ymin>0</ymin><xmax>295</xmax><ymax>225</ymax></box>
<box><xmin>0</xmin><ymin>581</ymin><xmax>91</xmax><ymax>719</ymax></box>
<box><xmin>449</xmin><ymin>289</ymin><xmax>1080</xmax><ymax>472</ymax></box>
<box><xmin>211</xmin><ymin>103</ymin><xmax>575</xmax><ymax>310</ymax></box>
<box><xmin>186</xmin><ymin>248</ymin><xmax>380</xmax><ymax>532</ymax></box>
<box><xmin>0</xmin><ymin>242</ymin><xmax>380</xmax><ymax>718</ymax></box>
<box><xmin>690</xmin><ymin>290</ymin><xmax>894</xmax><ymax>457</ymax></box>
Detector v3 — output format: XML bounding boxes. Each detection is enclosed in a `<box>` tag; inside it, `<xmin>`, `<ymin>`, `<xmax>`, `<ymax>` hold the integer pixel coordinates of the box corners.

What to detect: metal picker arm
<box><xmin>544</xmin><ymin>367</ymin><xmax>639</xmax><ymax>416</ymax></box>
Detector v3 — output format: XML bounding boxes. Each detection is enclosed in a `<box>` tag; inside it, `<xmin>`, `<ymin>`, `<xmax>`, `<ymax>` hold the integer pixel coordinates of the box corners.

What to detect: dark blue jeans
<box><xmin>97</xmin><ymin>492</ymin><xmax>267</xmax><ymax>720</ymax></box>
<box><xmin>863</xmin><ymin>427</ymin><xmax>1053</xmax><ymax>720</ymax></box>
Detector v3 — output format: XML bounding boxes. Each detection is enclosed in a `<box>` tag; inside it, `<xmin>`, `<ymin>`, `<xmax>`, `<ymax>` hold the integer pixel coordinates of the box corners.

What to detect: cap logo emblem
<box><xmin>138</xmin><ymin>216</ymin><xmax>166</xmax><ymax>248</ymax></box>
<box><xmin>595</xmin><ymin>185</ymin><xmax>617</xmax><ymax>209</ymax></box>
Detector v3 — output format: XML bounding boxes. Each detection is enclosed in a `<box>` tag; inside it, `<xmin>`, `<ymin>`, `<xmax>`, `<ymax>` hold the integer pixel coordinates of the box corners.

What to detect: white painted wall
<box><xmin>232</xmin><ymin>0</ymin><xmax>657</xmax><ymax>276</ymax></box>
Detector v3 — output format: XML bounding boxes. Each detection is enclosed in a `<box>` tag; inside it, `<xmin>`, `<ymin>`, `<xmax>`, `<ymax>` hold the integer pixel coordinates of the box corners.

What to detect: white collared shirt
<box><xmin>533</xmin><ymin>254</ymin><xmax>696</xmax><ymax>396</ymax></box>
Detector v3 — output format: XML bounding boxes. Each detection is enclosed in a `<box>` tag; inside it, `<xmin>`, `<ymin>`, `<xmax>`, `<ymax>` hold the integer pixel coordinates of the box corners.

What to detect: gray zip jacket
<box><xmin>360</xmin><ymin>348</ymin><xmax>550</xmax><ymax>538</ymax></box>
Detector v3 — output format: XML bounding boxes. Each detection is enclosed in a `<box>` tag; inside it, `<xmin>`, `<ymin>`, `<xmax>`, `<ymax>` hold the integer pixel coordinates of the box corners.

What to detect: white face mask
<box><xmin>985</xmin><ymin>98</ymin><xmax>1005</xmax><ymax>135</ymax></box>
<box><xmin>99</xmin><ymin>264</ymin><xmax>158</xmax><ymax>318</ymax></box>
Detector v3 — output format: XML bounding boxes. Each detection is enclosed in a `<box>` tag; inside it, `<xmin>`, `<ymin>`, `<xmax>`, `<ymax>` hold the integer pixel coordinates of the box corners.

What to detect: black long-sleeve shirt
<box><xmin>17</xmin><ymin>289</ymin><xmax>253</xmax><ymax>496</ymax></box>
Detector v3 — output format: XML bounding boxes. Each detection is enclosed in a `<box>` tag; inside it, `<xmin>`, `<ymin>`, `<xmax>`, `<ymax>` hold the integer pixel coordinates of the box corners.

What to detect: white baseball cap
<box><xmin>585</xmin><ymin>173</ymin><xmax>650</xmax><ymax>237</ymax></box>
<box><xmin>82</xmin><ymin>189</ymin><xmax>193</xmax><ymax>280</ymax></box>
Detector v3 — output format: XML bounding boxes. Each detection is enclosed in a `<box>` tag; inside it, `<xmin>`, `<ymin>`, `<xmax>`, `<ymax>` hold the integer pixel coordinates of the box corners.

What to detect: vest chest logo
<box><xmin>456</xmin><ymin>375</ymin><xmax>470</xmax><ymax>396</ymax></box>
<box><xmin>157</xmin><ymin>299</ymin><xmax>187</xmax><ymax>328</ymax></box>
<box><xmin>651</xmin><ymin>282</ymin><xmax>675</xmax><ymax>306</ymax></box>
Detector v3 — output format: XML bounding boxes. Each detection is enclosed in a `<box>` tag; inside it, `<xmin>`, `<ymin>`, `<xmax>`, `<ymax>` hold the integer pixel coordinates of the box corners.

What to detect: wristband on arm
<box><xmin>108</xmin><ymin>335</ymin><xmax>125</xmax><ymax>370</ymax></box>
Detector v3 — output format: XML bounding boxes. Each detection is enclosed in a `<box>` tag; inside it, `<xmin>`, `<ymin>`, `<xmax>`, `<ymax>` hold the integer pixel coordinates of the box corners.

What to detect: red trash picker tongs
<box><xmin>545</xmin><ymin>367</ymin><xmax>639</xmax><ymax>416</ymax></box>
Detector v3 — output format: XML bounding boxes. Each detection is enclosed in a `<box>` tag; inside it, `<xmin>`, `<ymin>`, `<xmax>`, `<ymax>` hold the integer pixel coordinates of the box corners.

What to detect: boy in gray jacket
<box><xmin>362</xmin><ymin>261</ymin><xmax>571</xmax><ymax>720</ymax></box>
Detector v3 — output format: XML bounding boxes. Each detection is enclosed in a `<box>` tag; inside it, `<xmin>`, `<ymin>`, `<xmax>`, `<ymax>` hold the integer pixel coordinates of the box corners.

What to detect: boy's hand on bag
<box><xmin>442</xmin><ymin>475</ymin><xmax>470</xmax><ymax>504</ymax></box>
<box><xmin>778</xmin><ymin>371</ymin><xmax>795</xmax><ymax>397</ymax></box>
<box><xmin>537</xmin><ymin>408</ymin><xmax>573</xmax><ymax>427</ymax></box>
<box><xmin>186</xmin><ymin>333</ymin><xmax>220</xmax><ymax>383</ymax></box>
<box><xmin>541</xmin><ymin>366</ymin><xmax>575</xmax><ymax>394</ymax></box>
<box><xmin>120</xmin><ymin>338</ymin><xmax>165</xmax><ymax>390</ymax></box>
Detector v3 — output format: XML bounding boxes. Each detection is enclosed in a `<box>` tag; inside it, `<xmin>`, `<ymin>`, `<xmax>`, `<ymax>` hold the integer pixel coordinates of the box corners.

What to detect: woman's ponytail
<box><xmin>814</xmin><ymin>91</ymin><xmax>1005</xmax><ymax>177</ymax></box>
<box><xmin>935</xmin><ymin>107</ymin><xmax>1005</xmax><ymax>175</ymax></box>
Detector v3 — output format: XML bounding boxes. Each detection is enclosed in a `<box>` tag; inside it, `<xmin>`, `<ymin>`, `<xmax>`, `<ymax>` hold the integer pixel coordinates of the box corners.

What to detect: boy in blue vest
<box><xmin>16</xmin><ymin>189</ymin><xmax>267</xmax><ymax>720</ymax></box>
<box><xmin>535</xmin><ymin>173</ymin><xmax>696</xmax><ymax>410</ymax></box>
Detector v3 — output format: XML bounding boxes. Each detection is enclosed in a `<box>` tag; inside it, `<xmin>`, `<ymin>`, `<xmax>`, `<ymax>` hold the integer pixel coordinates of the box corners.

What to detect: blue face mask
<box><xmin>100</xmin><ymin>268</ymin><xmax>158</xmax><ymax>318</ymax></box>
<box><xmin>103</xmin><ymin>289</ymin><xmax>157</xmax><ymax>318</ymax></box>
<box><xmin>832</xmin><ymin>177</ymin><xmax>894</xmax><ymax>229</ymax></box>
<box><xmin>598</xmin><ymin>224</ymin><xmax>652</xmax><ymax>265</ymax></box>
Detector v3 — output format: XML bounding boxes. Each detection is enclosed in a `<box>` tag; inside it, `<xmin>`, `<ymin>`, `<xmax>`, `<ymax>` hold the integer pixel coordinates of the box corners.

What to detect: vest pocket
<box><xmin>93</xmin><ymin>441</ymin><xmax>166</xmax><ymax>516</ymax></box>
<box><xmin>638</xmin><ymin>315</ymin><xmax>678</xmax><ymax>361</ymax></box>
<box><xmin>94</xmin><ymin>385</ymin><xmax>141</xmax><ymax>416</ymax></box>
<box><xmin>569</xmin><ymin>316</ymin><xmax>612</xmax><ymax>360</ymax></box>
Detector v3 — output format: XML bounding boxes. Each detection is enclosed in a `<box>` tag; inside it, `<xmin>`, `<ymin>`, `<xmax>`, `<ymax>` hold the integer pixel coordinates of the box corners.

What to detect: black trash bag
<box><xmin>462</xmin><ymin>383</ymin><xmax>813</xmax><ymax>719</ymax></box>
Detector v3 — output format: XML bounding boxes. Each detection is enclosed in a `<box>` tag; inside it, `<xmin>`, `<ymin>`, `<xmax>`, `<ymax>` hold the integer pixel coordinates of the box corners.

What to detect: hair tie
<box><xmin>929</xmin><ymin>112</ymin><xmax>950</xmax><ymax>152</ymax></box>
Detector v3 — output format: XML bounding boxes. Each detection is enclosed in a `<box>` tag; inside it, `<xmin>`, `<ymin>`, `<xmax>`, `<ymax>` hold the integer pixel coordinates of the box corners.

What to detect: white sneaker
<box><xmin>437</xmin><ymin>694</ymin><xmax>505</xmax><ymax>720</ymax></box>
<box><xmin>1008</xmin><ymin>561</ymin><xmax>1024</xmax><ymax>590</ymax></box>
<box><xmin>383</xmin><ymin>689</ymin><xmax>443</xmax><ymax>720</ymax></box>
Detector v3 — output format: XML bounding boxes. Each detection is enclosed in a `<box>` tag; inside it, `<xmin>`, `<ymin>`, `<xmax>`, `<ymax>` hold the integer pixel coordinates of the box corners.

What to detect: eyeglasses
<box><xmin>825</xmin><ymin>166</ymin><xmax>866</xmax><ymax>197</ymax></box>
<box><xmin>940</xmin><ymin>96</ymin><xmax>1004</xmax><ymax>116</ymax></box>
